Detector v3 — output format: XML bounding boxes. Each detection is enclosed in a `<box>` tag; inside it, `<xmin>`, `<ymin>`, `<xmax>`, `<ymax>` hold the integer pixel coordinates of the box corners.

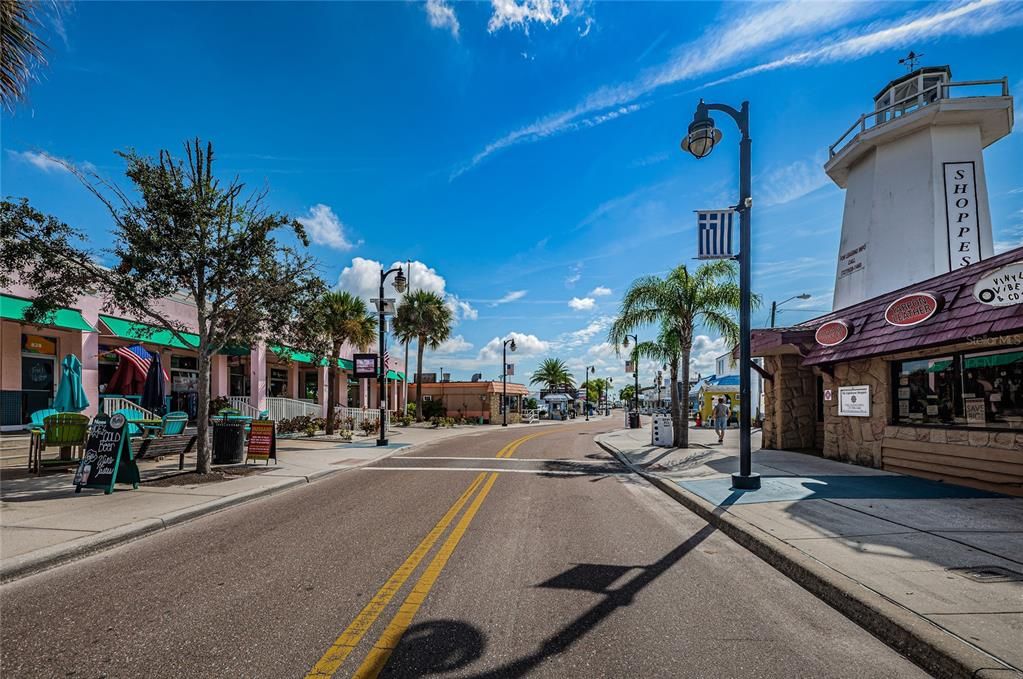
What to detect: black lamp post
<box><xmin>584</xmin><ymin>366</ymin><xmax>594</xmax><ymax>421</ymax></box>
<box><xmin>605</xmin><ymin>377</ymin><xmax>612</xmax><ymax>415</ymax></box>
<box><xmin>377</xmin><ymin>265</ymin><xmax>406</xmax><ymax>446</ymax></box>
<box><xmin>681</xmin><ymin>98</ymin><xmax>760</xmax><ymax>490</ymax></box>
<box><xmin>502</xmin><ymin>337</ymin><xmax>516</xmax><ymax>426</ymax></box>
<box><xmin>621</xmin><ymin>334</ymin><xmax>640</xmax><ymax>417</ymax></box>
<box><xmin>770</xmin><ymin>293</ymin><xmax>812</xmax><ymax>328</ymax></box>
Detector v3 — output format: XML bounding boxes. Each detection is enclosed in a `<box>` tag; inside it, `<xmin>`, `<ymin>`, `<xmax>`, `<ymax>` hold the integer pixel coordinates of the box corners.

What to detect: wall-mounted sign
<box><xmin>943</xmin><ymin>162</ymin><xmax>982</xmax><ymax>269</ymax></box>
<box><xmin>884</xmin><ymin>292</ymin><xmax>941</xmax><ymax>327</ymax></box>
<box><xmin>973</xmin><ymin>261</ymin><xmax>1023</xmax><ymax>307</ymax></box>
<box><xmin>823</xmin><ymin>389</ymin><xmax>833</xmax><ymax>402</ymax></box>
<box><xmin>815</xmin><ymin>320</ymin><xmax>851</xmax><ymax>347</ymax></box>
<box><xmin>965</xmin><ymin>397</ymin><xmax>986</xmax><ymax>425</ymax></box>
<box><xmin>837</xmin><ymin>243</ymin><xmax>867</xmax><ymax>280</ymax></box>
<box><xmin>352</xmin><ymin>353</ymin><xmax>378</xmax><ymax>379</ymax></box>
<box><xmin>21</xmin><ymin>334</ymin><xmax>57</xmax><ymax>355</ymax></box>
<box><xmin>838</xmin><ymin>385</ymin><xmax>870</xmax><ymax>417</ymax></box>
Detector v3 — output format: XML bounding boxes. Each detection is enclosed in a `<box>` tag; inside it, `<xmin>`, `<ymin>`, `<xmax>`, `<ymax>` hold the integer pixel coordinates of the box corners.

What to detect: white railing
<box><xmin>830</xmin><ymin>78</ymin><xmax>1010</xmax><ymax>157</ymax></box>
<box><xmin>101</xmin><ymin>397</ymin><xmax>158</xmax><ymax>421</ymax></box>
<box><xmin>265</xmin><ymin>397</ymin><xmax>322</xmax><ymax>421</ymax></box>
<box><xmin>523</xmin><ymin>409</ymin><xmax>539</xmax><ymax>424</ymax></box>
<box><xmin>336</xmin><ymin>406</ymin><xmax>390</xmax><ymax>431</ymax></box>
<box><xmin>227</xmin><ymin>397</ymin><xmax>261</xmax><ymax>418</ymax></box>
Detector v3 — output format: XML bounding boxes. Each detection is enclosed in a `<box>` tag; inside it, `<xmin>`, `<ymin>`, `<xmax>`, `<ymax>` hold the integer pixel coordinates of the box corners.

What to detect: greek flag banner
<box><xmin>696</xmin><ymin>209</ymin><xmax>734</xmax><ymax>259</ymax></box>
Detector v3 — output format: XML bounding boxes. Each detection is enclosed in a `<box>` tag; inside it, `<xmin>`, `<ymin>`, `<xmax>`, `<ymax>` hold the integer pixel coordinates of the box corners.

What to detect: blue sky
<box><xmin>4</xmin><ymin>0</ymin><xmax>1022</xmax><ymax>386</ymax></box>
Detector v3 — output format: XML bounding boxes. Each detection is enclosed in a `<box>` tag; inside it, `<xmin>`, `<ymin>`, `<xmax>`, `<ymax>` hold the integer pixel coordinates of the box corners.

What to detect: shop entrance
<box><xmin>21</xmin><ymin>334</ymin><xmax>57</xmax><ymax>423</ymax></box>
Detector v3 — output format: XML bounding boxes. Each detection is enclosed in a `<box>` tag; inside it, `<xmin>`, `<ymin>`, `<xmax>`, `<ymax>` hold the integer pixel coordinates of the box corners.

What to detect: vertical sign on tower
<box><xmin>943</xmin><ymin>162</ymin><xmax>982</xmax><ymax>269</ymax></box>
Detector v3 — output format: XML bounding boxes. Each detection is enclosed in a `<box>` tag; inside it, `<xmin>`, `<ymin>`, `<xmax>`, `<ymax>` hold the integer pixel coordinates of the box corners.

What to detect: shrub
<box><xmin>303</xmin><ymin>423</ymin><xmax>318</xmax><ymax>437</ymax></box>
<box><xmin>406</xmin><ymin>403</ymin><xmax>416</xmax><ymax>417</ymax></box>
<box><xmin>421</xmin><ymin>399</ymin><xmax>446</xmax><ymax>420</ymax></box>
<box><xmin>209</xmin><ymin>396</ymin><xmax>230</xmax><ymax>415</ymax></box>
<box><xmin>340</xmin><ymin>429</ymin><xmax>353</xmax><ymax>441</ymax></box>
<box><xmin>359</xmin><ymin>418</ymin><xmax>379</xmax><ymax>435</ymax></box>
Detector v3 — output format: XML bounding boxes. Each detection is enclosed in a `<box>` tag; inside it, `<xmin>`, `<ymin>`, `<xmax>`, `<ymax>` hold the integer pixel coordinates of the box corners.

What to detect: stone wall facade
<box><xmin>762</xmin><ymin>354</ymin><xmax>818</xmax><ymax>452</ymax></box>
<box><xmin>821</xmin><ymin>356</ymin><xmax>890</xmax><ymax>468</ymax></box>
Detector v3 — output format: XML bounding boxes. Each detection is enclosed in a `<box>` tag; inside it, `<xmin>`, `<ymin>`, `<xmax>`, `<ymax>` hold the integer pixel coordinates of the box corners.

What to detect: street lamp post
<box><xmin>605</xmin><ymin>377</ymin><xmax>613</xmax><ymax>416</ymax></box>
<box><xmin>502</xmin><ymin>337</ymin><xmax>516</xmax><ymax>427</ymax></box>
<box><xmin>770</xmin><ymin>293</ymin><xmax>812</xmax><ymax>328</ymax></box>
<box><xmin>622</xmin><ymin>334</ymin><xmax>640</xmax><ymax>418</ymax></box>
<box><xmin>584</xmin><ymin>366</ymin><xmax>594</xmax><ymax>421</ymax></box>
<box><xmin>656</xmin><ymin>369</ymin><xmax>663</xmax><ymax>410</ymax></box>
<box><xmin>681</xmin><ymin>98</ymin><xmax>760</xmax><ymax>490</ymax></box>
<box><xmin>377</xmin><ymin>265</ymin><xmax>406</xmax><ymax>446</ymax></box>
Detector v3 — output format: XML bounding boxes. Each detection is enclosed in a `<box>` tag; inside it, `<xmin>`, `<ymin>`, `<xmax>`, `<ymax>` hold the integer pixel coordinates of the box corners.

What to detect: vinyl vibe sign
<box><xmin>973</xmin><ymin>261</ymin><xmax>1023</xmax><ymax>307</ymax></box>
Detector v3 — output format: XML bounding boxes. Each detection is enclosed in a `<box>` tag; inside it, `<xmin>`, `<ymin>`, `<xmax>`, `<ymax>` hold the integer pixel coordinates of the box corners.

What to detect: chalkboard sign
<box><xmin>247</xmin><ymin>419</ymin><xmax>277</xmax><ymax>464</ymax></box>
<box><xmin>74</xmin><ymin>413</ymin><xmax>139</xmax><ymax>494</ymax></box>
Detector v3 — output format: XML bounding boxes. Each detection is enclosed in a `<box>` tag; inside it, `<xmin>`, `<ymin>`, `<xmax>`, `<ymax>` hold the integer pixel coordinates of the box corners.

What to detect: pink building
<box><xmin>0</xmin><ymin>284</ymin><xmax>405</xmax><ymax>431</ymax></box>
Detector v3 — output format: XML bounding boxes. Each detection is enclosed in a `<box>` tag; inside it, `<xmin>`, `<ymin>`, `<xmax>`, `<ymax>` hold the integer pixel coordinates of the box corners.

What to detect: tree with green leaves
<box><xmin>1</xmin><ymin>0</ymin><xmax>54</xmax><ymax>109</ymax></box>
<box><xmin>392</xmin><ymin>290</ymin><xmax>452</xmax><ymax>422</ymax></box>
<box><xmin>2</xmin><ymin>139</ymin><xmax>324</xmax><ymax>472</ymax></box>
<box><xmin>586</xmin><ymin>377</ymin><xmax>607</xmax><ymax>405</ymax></box>
<box><xmin>609</xmin><ymin>260</ymin><xmax>752</xmax><ymax>447</ymax></box>
<box><xmin>530</xmin><ymin>358</ymin><xmax>575</xmax><ymax>392</ymax></box>
<box><xmin>619</xmin><ymin>384</ymin><xmax>636</xmax><ymax>405</ymax></box>
<box><xmin>312</xmin><ymin>291</ymin><xmax>377</xmax><ymax>435</ymax></box>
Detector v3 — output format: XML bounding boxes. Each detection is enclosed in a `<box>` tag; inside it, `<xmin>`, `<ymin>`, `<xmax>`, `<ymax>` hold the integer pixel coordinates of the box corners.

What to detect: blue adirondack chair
<box><xmin>112</xmin><ymin>408</ymin><xmax>145</xmax><ymax>437</ymax></box>
<box><xmin>160</xmin><ymin>411</ymin><xmax>188</xmax><ymax>437</ymax></box>
<box><xmin>26</xmin><ymin>408</ymin><xmax>59</xmax><ymax>471</ymax></box>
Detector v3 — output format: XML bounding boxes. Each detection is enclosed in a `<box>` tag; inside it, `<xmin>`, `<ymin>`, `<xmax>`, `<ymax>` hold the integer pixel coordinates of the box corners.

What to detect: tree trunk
<box><xmin>670</xmin><ymin>360</ymin><xmax>684</xmax><ymax>448</ymax></box>
<box><xmin>678</xmin><ymin>347</ymin><xmax>692</xmax><ymax>448</ymax></box>
<box><xmin>196</xmin><ymin>350</ymin><xmax>212</xmax><ymax>474</ymax></box>
<box><xmin>325</xmin><ymin>343</ymin><xmax>340</xmax><ymax>435</ymax></box>
<box><xmin>415</xmin><ymin>338</ymin><xmax>425</xmax><ymax>422</ymax></box>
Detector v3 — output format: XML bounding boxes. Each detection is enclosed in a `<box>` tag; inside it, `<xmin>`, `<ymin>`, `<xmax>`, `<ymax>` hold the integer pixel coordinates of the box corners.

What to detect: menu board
<box><xmin>75</xmin><ymin>413</ymin><xmax>138</xmax><ymax>494</ymax></box>
<box><xmin>246</xmin><ymin>419</ymin><xmax>277</xmax><ymax>464</ymax></box>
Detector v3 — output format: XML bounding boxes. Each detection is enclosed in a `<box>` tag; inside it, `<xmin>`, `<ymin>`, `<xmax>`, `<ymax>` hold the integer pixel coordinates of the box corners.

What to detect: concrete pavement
<box><xmin>597</xmin><ymin>426</ymin><xmax>1023</xmax><ymax>679</ymax></box>
<box><xmin>1</xmin><ymin>419</ymin><xmax>926</xmax><ymax>677</ymax></box>
<box><xmin>0</xmin><ymin>421</ymin><xmax>558</xmax><ymax>583</ymax></box>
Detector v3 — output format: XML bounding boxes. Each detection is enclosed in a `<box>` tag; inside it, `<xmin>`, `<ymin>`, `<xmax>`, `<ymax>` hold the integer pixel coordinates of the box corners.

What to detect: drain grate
<box><xmin>948</xmin><ymin>566</ymin><xmax>1023</xmax><ymax>583</ymax></box>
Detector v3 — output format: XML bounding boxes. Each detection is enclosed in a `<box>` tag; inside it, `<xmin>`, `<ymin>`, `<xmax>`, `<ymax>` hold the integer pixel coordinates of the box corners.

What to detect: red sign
<box><xmin>246</xmin><ymin>420</ymin><xmax>277</xmax><ymax>463</ymax></box>
<box><xmin>884</xmin><ymin>292</ymin><xmax>940</xmax><ymax>327</ymax></box>
<box><xmin>815</xmin><ymin>320</ymin><xmax>851</xmax><ymax>347</ymax></box>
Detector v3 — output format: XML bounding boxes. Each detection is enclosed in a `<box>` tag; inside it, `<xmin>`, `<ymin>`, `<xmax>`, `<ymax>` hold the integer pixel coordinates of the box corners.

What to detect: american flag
<box><xmin>697</xmin><ymin>209</ymin><xmax>734</xmax><ymax>259</ymax></box>
<box><xmin>114</xmin><ymin>344</ymin><xmax>169</xmax><ymax>380</ymax></box>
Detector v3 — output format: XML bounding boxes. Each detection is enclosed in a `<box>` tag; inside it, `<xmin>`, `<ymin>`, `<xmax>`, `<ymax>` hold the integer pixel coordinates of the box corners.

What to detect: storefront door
<box><xmin>21</xmin><ymin>355</ymin><xmax>55</xmax><ymax>421</ymax></box>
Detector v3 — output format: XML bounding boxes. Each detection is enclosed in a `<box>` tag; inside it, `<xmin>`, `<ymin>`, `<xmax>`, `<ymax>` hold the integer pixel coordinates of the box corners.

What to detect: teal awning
<box><xmin>965</xmin><ymin>351</ymin><xmax>1022</xmax><ymax>369</ymax></box>
<box><xmin>99</xmin><ymin>314</ymin><xmax>199</xmax><ymax>350</ymax></box>
<box><xmin>1</xmin><ymin>295</ymin><xmax>95</xmax><ymax>332</ymax></box>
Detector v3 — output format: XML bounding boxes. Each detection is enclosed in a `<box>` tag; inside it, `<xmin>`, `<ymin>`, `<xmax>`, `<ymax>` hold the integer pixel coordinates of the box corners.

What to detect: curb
<box><xmin>594</xmin><ymin>434</ymin><xmax>1021</xmax><ymax>679</ymax></box>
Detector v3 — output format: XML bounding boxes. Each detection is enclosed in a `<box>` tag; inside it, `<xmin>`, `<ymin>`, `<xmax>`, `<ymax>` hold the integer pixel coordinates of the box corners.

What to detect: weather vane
<box><xmin>898</xmin><ymin>51</ymin><xmax>923</xmax><ymax>71</ymax></box>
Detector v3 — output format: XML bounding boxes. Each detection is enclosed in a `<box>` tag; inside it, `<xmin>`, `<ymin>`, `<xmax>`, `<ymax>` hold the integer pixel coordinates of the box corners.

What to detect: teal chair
<box><xmin>26</xmin><ymin>408</ymin><xmax>59</xmax><ymax>471</ymax></box>
<box><xmin>112</xmin><ymin>408</ymin><xmax>145</xmax><ymax>437</ymax></box>
<box><xmin>160</xmin><ymin>411</ymin><xmax>188</xmax><ymax>436</ymax></box>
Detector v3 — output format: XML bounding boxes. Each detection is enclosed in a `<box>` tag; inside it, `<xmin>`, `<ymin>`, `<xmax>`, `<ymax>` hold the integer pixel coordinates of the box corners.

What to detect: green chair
<box><xmin>31</xmin><ymin>413</ymin><xmax>90</xmax><ymax>475</ymax></box>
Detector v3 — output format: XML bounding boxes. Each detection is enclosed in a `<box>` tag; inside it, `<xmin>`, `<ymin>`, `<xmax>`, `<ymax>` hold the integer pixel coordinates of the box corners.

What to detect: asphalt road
<box><xmin>0</xmin><ymin>420</ymin><xmax>929</xmax><ymax>678</ymax></box>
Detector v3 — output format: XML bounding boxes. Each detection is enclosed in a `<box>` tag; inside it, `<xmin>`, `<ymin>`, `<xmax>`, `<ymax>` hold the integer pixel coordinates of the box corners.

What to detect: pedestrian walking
<box><xmin>713</xmin><ymin>397</ymin><xmax>730</xmax><ymax>444</ymax></box>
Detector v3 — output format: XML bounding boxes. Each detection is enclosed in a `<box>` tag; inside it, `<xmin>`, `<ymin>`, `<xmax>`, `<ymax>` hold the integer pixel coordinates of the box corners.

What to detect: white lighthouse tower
<box><xmin>825</xmin><ymin>62</ymin><xmax>1013</xmax><ymax>310</ymax></box>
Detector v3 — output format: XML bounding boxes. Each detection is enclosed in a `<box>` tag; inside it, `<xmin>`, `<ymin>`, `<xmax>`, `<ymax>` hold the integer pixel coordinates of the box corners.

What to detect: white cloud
<box><xmin>704</xmin><ymin>0</ymin><xmax>1023</xmax><ymax>88</ymax></box>
<box><xmin>457</xmin><ymin>1</ymin><xmax>868</xmax><ymax>175</ymax></box>
<box><xmin>758</xmin><ymin>153</ymin><xmax>832</xmax><ymax>208</ymax></box>
<box><xmin>589</xmin><ymin>286</ymin><xmax>612</xmax><ymax>297</ymax></box>
<box><xmin>587</xmin><ymin>342</ymin><xmax>616</xmax><ymax>359</ymax></box>
<box><xmin>9</xmin><ymin>150</ymin><xmax>68</xmax><ymax>173</ymax></box>
<box><xmin>490</xmin><ymin>290</ymin><xmax>528</xmax><ymax>306</ymax></box>
<box><xmin>557</xmin><ymin>316</ymin><xmax>614</xmax><ymax>348</ymax></box>
<box><xmin>338</xmin><ymin>257</ymin><xmax>477</xmax><ymax>321</ymax></box>
<box><xmin>488</xmin><ymin>0</ymin><xmax>570</xmax><ymax>33</ymax></box>
<box><xmin>689</xmin><ymin>335</ymin><xmax>730</xmax><ymax>376</ymax></box>
<box><xmin>426</xmin><ymin>0</ymin><xmax>460</xmax><ymax>39</ymax></box>
<box><xmin>297</xmin><ymin>204</ymin><xmax>356</xmax><ymax>250</ymax></box>
<box><xmin>568</xmin><ymin>297</ymin><xmax>596</xmax><ymax>311</ymax></box>
<box><xmin>478</xmin><ymin>332</ymin><xmax>549</xmax><ymax>361</ymax></box>
<box><xmin>434</xmin><ymin>335</ymin><xmax>474</xmax><ymax>354</ymax></box>
<box><xmin>565</xmin><ymin>262</ymin><xmax>583</xmax><ymax>287</ymax></box>
<box><xmin>452</xmin><ymin>298</ymin><xmax>479</xmax><ymax>321</ymax></box>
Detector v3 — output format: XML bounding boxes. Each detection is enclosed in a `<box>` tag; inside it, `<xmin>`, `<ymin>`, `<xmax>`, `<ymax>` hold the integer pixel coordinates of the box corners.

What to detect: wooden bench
<box><xmin>130</xmin><ymin>434</ymin><xmax>198</xmax><ymax>471</ymax></box>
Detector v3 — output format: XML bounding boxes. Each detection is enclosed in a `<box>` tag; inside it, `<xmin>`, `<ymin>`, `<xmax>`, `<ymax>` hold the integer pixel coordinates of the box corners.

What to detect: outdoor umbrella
<box><xmin>140</xmin><ymin>351</ymin><xmax>166</xmax><ymax>415</ymax></box>
<box><xmin>52</xmin><ymin>354</ymin><xmax>90</xmax><ymax>412</ymax></box>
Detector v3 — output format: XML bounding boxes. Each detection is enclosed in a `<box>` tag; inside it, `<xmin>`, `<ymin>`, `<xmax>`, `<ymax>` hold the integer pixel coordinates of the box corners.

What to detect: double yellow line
<box><xmin>307</xmin><ymin>429</ymin><xmax>554</xmax><ymax>678</ymax></box>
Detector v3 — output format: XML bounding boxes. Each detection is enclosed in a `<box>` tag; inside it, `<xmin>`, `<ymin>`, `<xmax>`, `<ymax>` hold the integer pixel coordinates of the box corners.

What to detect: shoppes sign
<box><xmin>973</xmin><ymin>261</ymin><xmax>1023</xmax><ymax>307</ymax></box>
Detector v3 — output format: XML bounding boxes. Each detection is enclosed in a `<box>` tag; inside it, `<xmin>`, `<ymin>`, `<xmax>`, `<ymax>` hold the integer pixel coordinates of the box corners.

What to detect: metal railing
<box><xmin>265</xmin><ymin>397</ymin><xmax>321</xmax><ymax>421</ymax></box>
<box><xmin>226</xmin><ymin>397</ymin><xmax>261</xmax><ymax>418</ymax></box>
<box><xmin>100</xmin><ymin>396</ymin><xmax>158</xmax><ymax>421</ymax></box>
<box><xmin>335</xmin><ymin>406</ymin><xmax>390</xmax><ymax>431</ymax></box>
<box><xmin>523</xmin><ymin>409</ymin><xmax>539</xmax><ymax>424</ymax></box>
<box><xmin>829</xmin><ymin>78</ymin><xmax>1010</xmax><ymax>157</ymax></box>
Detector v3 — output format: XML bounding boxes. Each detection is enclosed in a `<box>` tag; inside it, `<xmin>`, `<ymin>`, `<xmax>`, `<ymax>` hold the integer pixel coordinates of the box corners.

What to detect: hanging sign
<box><xmin>884</xmin><ymin>292</ymin><xmax>941</xmax><ymax>327</ymax></box>
<box><xmin>246</xmin><ymin>419</ymin><xmax>277</xmax><ymax>464</ymax></box>
<box><xmin>505</xmin><ymin>363</ymin><xmax>515</xmax><ymax>376</ymax></box>
<box><xmin>943</xmin><ymin>162</ymin><xmax>982</xmax><ymax>269</ymax></box>
<box><xmin>838</xmin><ymin>385</ymin><xmax>870</xmax><ymax>417</ymax></box>
<box><xmin>815</xmin><ymin>320</ymin><xmax>851</xmax><ymax>347</ymax></box>
<box><xmin>352</xmin><ymin>353</ymin><xmax>378</xmax><ymax>379</ymax></box>
<box><xmin>74</xmin><ymin>413</ymin><xmax>139</xmax><ymax>494</ymax></box>
<box><xmin>696</xmin><ymin>209</ymin><xmax>734</xmax><ymax>259</ymax></box>
<box><xmin>973</xmin><ymin>261</ymin><xmax>1023</xmax><ymax>307</ymax></box>
<box><xmin>625</xmin><ymin>360</ymin><xmax>636</xmax><ymax>373</ymax></box>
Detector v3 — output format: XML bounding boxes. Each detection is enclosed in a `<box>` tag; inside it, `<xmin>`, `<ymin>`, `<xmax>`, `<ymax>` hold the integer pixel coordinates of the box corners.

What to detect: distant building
<box><xmin>413</xmin><ymin>380</ymin><xmax>529</xmax><ymax>424</ymax></box>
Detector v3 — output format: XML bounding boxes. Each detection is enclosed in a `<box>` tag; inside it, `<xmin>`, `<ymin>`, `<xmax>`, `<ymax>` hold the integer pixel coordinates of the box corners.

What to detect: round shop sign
<box><xmin>884</xmin><ymin>292</ymin><xmax>941</xmax><ymax>327</ymax></box>
<box><xmin>815</xmin><ymin>320</ymin><xmax>851</xmax><ymax>347</ymax></box>
<box><xmin>973</xmin><ymin>261</ymin><xmax>1023</xmax><ymax>307</ymax></box>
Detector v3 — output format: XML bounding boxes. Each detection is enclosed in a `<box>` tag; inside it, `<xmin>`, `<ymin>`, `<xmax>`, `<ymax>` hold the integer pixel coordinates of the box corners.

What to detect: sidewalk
<box><xmin>597</xmin><ymin>427</ymin><xmax>1023</xmax><ymax>679</ymax></box>
<box><xmin>0</xmin><ymin>421</ymin><xmax>555</xmax><ymax>583</ymax></box>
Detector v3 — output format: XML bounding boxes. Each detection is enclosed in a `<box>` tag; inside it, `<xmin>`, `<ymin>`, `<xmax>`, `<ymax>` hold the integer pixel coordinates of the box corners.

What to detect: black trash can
<box><xmin>212</xmin><ymin>421</ymin><xmax>246</xmax><ymax>464</ymax></box>
<box><xmin>628</xmin><ymin>412</ymin><xmax>641</xmax><ymax>429</ymax></box>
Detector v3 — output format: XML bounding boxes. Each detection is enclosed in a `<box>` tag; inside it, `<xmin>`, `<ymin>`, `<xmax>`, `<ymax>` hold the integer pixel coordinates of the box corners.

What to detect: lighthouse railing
<box><xmin>829</xmin><ymin>77</ymin><xmax>1010</xmax><ymax>158</ymax></box>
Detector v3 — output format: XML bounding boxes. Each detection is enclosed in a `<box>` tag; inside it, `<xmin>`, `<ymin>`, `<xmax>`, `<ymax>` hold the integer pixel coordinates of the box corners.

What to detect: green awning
<box><xmin>338</xmin><ymin>357</ymin><xmax>354</xmax><ymax>370</ymax></box>
<box><xmin>926</xmin><ymin>360</ymin><xmax>953</xmax><ymax>373</ymax></box>
<box><xmin>219</xmin><ymin>344</ymin><xmax>251</xmax><ymax>356</ymax></box>
<box><xmin>1</xmin><ymin>295</ymin><xmax>95</xmax><ymax>332</ymax></box>
<box><xmin>965</xmin><ymin>351</ymin><xmax>1023</xmax><ymax>369</ymax></box>
<box><xmin>385</xmin><ymin>370</ymin><xmax>405</xmax><ymax>381</ymax></box>
<box><xmin>98</xmin><ymin>314</ymin><xmax>199</xmax><ymax>350</ymax></box>
<box><xmin>269</xmin><ymin>346</ymin><xmax>354</xmax><ymax>370</ymax></box>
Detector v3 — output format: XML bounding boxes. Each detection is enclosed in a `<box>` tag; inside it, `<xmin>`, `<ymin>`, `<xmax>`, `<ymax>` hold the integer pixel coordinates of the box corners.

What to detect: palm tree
<box><xmin>609</xmin><ymin>260</ymin><xmax>752</xmax><ymax>447</ymax></box>
<box><xmin>1</xmin><ymin>0</ymin><xmax>50</xmax><ymax>110</ymax></box>
<box><xmin>316</xmin><ymin>291</ymin><xmax>376</xmax><ymax>434</ymax></box>
<box><xmin>392</xmin><ymin>290</ymin><xmax>453</xmax><ymax>422</ymax></box>
<box><xmin>530</xmin><ymin>358</ymin><xmax>575</xmax><ymax>392</ymax></box>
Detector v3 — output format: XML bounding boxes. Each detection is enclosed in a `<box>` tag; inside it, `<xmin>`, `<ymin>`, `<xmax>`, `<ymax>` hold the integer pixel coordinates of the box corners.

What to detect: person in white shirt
<box><xmin>713</xmin><ymin>397</ymin><xmax>730</xmax><ymax>444</ymax></box>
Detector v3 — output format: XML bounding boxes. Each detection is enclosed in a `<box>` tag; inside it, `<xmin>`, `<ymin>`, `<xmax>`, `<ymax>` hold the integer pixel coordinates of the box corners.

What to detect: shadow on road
<box><xmin>382</xmin><ymin>619</ymin><xmax>486</xmax><ymax>678</ymax></box>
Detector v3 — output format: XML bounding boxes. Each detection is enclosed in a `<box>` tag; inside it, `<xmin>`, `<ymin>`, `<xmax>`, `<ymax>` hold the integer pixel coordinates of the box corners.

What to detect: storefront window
<box><xmin>270</xmin><ymin>368</ymin><xmax>288</xmax><ymax>397</ymax></box>
<box><xmin>891</xmin><ymin>346</ymin><xmax>1023</xmax><ymax>430</ymax></box>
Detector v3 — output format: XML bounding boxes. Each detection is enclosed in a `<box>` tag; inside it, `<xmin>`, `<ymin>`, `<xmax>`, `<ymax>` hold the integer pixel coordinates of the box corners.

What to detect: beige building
<box><xmin>412</xmin><ymin>381</ymin><xmax>529</xmax><ymax>424</ymax></box>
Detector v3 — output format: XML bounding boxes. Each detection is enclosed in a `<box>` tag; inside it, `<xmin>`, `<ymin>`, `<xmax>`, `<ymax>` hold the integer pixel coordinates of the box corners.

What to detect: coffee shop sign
<box><xmin>973</xmin><ymin>261</ymin><xmax>1023</xmax><ymax>307</ymax></box>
